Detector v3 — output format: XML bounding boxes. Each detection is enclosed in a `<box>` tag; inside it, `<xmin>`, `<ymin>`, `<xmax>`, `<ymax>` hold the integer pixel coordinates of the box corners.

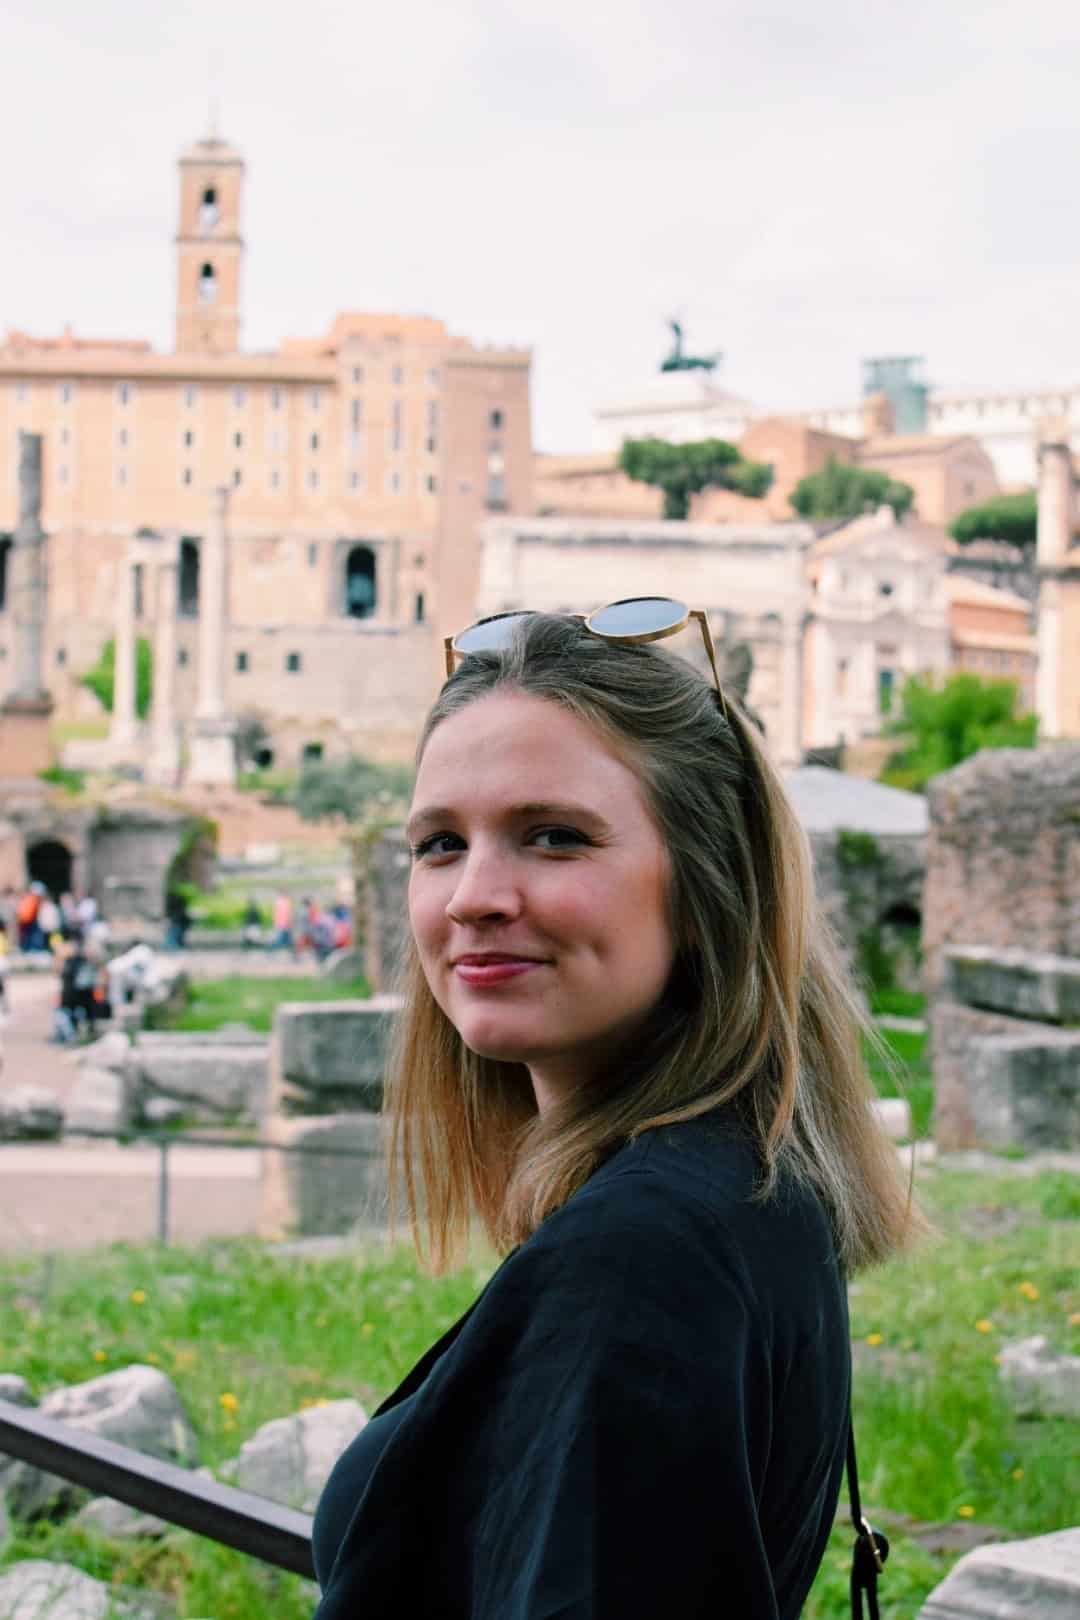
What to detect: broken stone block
<box><xmin>969</xmin><ymin>1031</ymin><xmax>1080</xmax><ymax>1150</ymax></box>
<box><xmin>998</xmin><ymin>1335</ymin><xmax>1080</xmax><ymax>1420</ymax></box>
<box><xmin>918</xmin><ymin>1525</ymin><xmax>1080</xmax><ymax>1619</ymax></box>
<box><xmin>233</xmin><ymin>1398</ymin><xmax>368</xmax><ymax>1513</ymax></box>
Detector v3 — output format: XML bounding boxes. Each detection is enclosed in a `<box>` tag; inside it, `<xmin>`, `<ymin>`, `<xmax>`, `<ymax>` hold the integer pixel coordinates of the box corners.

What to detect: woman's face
<box><xmin>407</xmin><ymin>690</ymin><xmax>676</xmax><ymax>1111</ymax></box>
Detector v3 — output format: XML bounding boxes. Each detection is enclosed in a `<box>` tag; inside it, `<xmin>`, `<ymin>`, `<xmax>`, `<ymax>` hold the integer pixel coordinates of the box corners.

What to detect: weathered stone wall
<box><xmin>86</xmin><ymin>808</ymin><xmax>193</xmax><ymax>921</ymax></box>
<box><xmin>809</xmin><ymin>829</ymin><xmax>925</xmax><ymax>992</ymax></box>
<box><xmin>365</xmin><ymin>828</ymin><xmax>411</xmax><ymax>993</ymax></box>
<box><xmin>923</xmin><ymin>746</ymin><xmax>1080</xmax><ymax>993</ymax></box>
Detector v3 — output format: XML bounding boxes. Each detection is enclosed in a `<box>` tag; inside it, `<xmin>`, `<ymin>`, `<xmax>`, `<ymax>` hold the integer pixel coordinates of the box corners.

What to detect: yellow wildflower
<box><xmin>974</xmin><ymin>1319</ymin><xmax>994</xmax><ymax>1334</ymax></box>
<box><xmin>146</xmin><ymin>1353</ymin><xmax>160</xmax><ymax>1365</ymax></box>
<box><xmin>1012</xmin><ymin>1468</ymin><xmax>1024</xmax><ymax>1481</ymax></box>
<box><xmin>130</xmin><ymin>1289</ymin><xmax>147</xmax><ymax>1306</ymax></box>
<box><xmin>361</xmin><ymin>1322</ymin><xmax>375</xmax><ymax>1338</ymax></box>
<box><xmin>1068</xmin><ymin>1312</ymin><xmax>1080</xmax><ymax>1328</ymax></box>
<box><xmin>864</xmin><ymin>1333</ymin><xmax>883</xmax><ymax>1347</ymax></box>
<box><xmin>958</xmin><ymin>1505</ymin><xmax>975</xmax><ymax>1519</ymax></box>
<box><xmin>218</xmin><ymin>1391</ymin><xmax>239</xmax><ymax>1413</ymax></box>
<box><xmin>93</xmin><ymin>1349</ymin><xmax>107</xmax><ymax>1363</ymax></box>
<box><xmin>1018</xmin><ymin>1281</ymin><xmax>1040</xmax><ymax>1301</ymax></box>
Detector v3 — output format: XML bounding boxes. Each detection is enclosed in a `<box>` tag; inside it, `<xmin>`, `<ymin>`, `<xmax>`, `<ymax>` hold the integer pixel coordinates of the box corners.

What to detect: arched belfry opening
<box><xmin>27</xmin><ymin>838</ymin><xmax>74</xmax><ymax>900</ymax></box>
<box><xmin>198</xmin><ymin>262</ymin><xmax>217</xmax><ymax>305</ymax></box>
<box><xmin>345</xmin><ymin>545</ymin><xmax>377</xmax><ymax>619</ymax></box>
<box><xmin>199</xmin><ymin>186</ymin><xmax>219</xmax><ymax>230</ymax></box>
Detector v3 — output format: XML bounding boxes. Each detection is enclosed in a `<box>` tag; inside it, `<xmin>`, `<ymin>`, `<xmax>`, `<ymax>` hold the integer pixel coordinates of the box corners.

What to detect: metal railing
<box><xmin>0</xmin><ymin>1124</ymin><xmax>383</xmax><ymax>1246</ymax></box>
<box><xmin>0</xmin><ymin>1398</ymin><xmax>315</xmax><ymax>1577</ymax></box>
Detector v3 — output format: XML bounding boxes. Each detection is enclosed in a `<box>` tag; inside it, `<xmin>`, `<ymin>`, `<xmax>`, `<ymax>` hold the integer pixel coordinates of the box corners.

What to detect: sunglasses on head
<box><xmin>444</xmin><ymin>596</ymin><xmax>728</xmax><ymax>720</ymax></box>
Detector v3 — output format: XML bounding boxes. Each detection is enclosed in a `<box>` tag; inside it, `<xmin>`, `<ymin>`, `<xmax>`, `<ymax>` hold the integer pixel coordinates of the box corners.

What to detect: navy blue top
<box><xmin>312</xmin><ymin>1116</ymin><xmax>850</xmax><ymax>1619</ymax></box>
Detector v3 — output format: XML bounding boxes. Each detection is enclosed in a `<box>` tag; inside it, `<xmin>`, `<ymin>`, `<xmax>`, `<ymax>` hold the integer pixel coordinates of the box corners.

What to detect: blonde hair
<box><xmin>389</xmin><ymin>614</ymin><xmax>921</xmax><ymax>1275</ymax></box>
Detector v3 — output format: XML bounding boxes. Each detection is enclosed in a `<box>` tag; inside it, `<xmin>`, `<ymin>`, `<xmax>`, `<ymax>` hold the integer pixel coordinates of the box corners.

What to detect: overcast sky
<box><xmin>5</xmin><ymin>0</ymin><xmax>1080</xmax><ymax>450</ymax></box>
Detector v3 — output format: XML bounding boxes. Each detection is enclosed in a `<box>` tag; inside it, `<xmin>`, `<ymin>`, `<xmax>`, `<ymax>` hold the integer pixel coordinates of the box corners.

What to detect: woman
<box><xmin>313</xmin><ymin>607</ymin><xmax>918</xmax><ymax>1620</ymax></box>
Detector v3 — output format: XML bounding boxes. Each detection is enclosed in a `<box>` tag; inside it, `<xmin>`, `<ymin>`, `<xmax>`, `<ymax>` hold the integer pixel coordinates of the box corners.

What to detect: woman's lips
<box><xmin>453</xmin><ymin>955</ymin><xmax>547</xmax><ymax>986</ymax></box>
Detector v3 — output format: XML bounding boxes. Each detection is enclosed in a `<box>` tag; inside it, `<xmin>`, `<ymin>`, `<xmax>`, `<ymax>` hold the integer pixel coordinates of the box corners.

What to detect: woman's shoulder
<box><xmin>503</xmin><ymin>1114</ymin><xmax>839</xmax><ymax>1314</ymax></box>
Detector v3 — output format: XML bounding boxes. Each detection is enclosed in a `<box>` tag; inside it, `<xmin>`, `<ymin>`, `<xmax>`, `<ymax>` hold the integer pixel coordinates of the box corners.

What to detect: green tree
<box><xmin>948</xmin><ymin>491</ymin><xmax>1037</xmax><ymax>549</ymax></box>
<box><xmin>879</xmin><ymin>672</ymin><xmax>1037</xmax><ymax>792</ymax></box>
<box><xmin>618</xmin><ymin>437</ymin><xmax>773</xmax><ymax>520</ymax></box>
<box><xmin>294</xmin><ymin>754</ymin><xmax>415</xmax><ymax>823</ymax></box>
<box><xmin>80</xmin><ymin>635</ymin><xmax>154</xmax><ymax>719</ymax></box>
<box><xmin>789</xmin><ymin>457</ymin><xmax>914</xmax><ymax>522</ymax></box>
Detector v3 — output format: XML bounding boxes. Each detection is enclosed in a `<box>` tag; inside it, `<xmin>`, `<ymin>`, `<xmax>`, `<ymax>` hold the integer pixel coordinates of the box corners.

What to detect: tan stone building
<box><xmin>535</xmin><ymin>401</ymin><xmax>998</xmax><ymax>529</ymax></box>
<box><xmin>802</xmin><ymin>508</ymin><xmax>1035</xmax><ymax>752</ymax></box>
<box><xmin>0</xmin><ymin>131</ymin><xmax>533</xmax><ymax>767</ymax></box>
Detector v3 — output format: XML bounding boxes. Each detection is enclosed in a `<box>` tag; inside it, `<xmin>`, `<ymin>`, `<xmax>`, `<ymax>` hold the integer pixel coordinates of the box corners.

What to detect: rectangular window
<box><xmin>425</xmin><ymin>473</ymin><xmax>437</xmax><ymax>493</ymax></box>
<box><xmin>59</xmin><ymin>382</ymin><xmax>73</xmax><ymax>405</ymax></box>
<box><xmin>270</xmin><ymin>468</ymin><xmax>281</xmax><ymax>490</ymax></box>
<box><xmin>118</xmin><ymin>427</ymin><xmax>129</xmax><ymax>448</ymax></box>
<box><xmin>60</xmin><ymin>427</ymin><xmax>70</xmax><ymax>446</ymax></box>
<box><xmin>56</xmin><ymin>647</ymin><xmax>67</xmax><ymax>666</ymax></box>
<box><xmin>309</xmin><ymin>388</ymin><xmax>321</xmax><ymax>411</ymax></box>
<box><xmin>350</xmin><ymin>398</ymin><xmax>363</xmax><ymax>428</ymax></box>
<box><xmin>183</xmin><ymin>386</ymin><xmax>198</xmax><ymax>409</ymax></box>
<box><xmin>234</xmin><ymin>430</ymin><xmax>243</xmax><ymax>449</ymax></box>
<box><xmin>391</xmin><ymin>400</ymin><xmax>403</xmax><ymax>453</ymax></box>
<box><xmin>388</xmin><ymin>470</ymin><xmax>402</xmax><ymax>495</ymax></box>
<box><xmin>270</xmin><ymin>386</ymin><xmax>282</xmax><ymax>412</ymax></box>
<box><xmin>309</xmin><ymin>431</ymin><xmax>319</xmax><ymax>452</ymax></box>
<box><xmin>307</xmin><ymin>469</ymin><xmax>320</xmax><ymax>490</ymax></box>
<box><xmin>182</xmin><ymin>429</ymin><xmax>194</xmax><ymax>449</ymax></box>
<box><xmin>58</xmin><ymin>466</ymin><xmax>69</xmax><ymax>486</ymax></box>
<box><xmin>233</xmin><ymin>467</ymin><xmax>242</xmax><ymax>487</ymax></box>
<box><xmin>177</xmin><ymin>648</ymin><xmax>189</xmax><ymax>668</ymax></box>
<box><xmin>182</xmin><ymin>467</ymin><xmax>193</xmax><ymax>486</ymax></box>
<box><xmin>351</xmin><ymin>366</ymin><xmax>363</xmax><ymax>385</ymax></box>
<box><xmin>307</xmin><ymin>542</ymin><xmax>318</xmax><ymax>567</ymax></box>
<box><xmin>391</xmin><ymin>364</ymin><xmax>403</xmax><ymax>385</ymax></box>
<box><xmin>414</xmin><ymin>592</ymin><xmax>425</xmax><ymax>623</ymax></box>
<box><xmin>348</xmin><ymin>430</ymin><xmax>362</xmax><ymax>455</ymax></box>
<box><xmin>15</xmin><ymin>383</ymin><xmax>28</xmax><ymax>404</ymax></box>
<box><xmin>286</xmin><ymin>651</ymin><xmax>302</xmax><ymax>673</ymax></box>
<box><xmin>489</xmin><ymin>408</ymin><xmax>504</xmax><ymax>430</ymax></box>
<box><xmin>349</xmin><ymin>470</ymin><xmax>364</xmax><ymax>491</ymax></box>
<box><xmin>878</xmin><ymin>668</ymin><xmax>894</xmax><ymax>714</ymax></box>
<box><xmin>117</xmin><ymin>465</ymin><xmax>128</xmax><ymax>487</ymax></box>
<box><xmin>233</xmin><ymin>387</ymin><xmax>247</xmax><ymax>408</ymax></box>
<box><xmin>235</xmin><ymin>651</ymin><xmax>249</xmax><ymax>673</ymax></box>
<box><xmin>117</xmin><ymin>383</ymin><xmax>132</xmax><ymax>406</ymax></box>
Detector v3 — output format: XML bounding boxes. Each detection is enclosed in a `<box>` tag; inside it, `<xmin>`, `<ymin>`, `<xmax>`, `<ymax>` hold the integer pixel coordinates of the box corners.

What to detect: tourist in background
<box><xmin>271</xmin><ymin>890</ymin><xmax>294</xmax><ymax>953</ymax></box>
<box><xmin>0</xmin><ymin>919</ymin><xmax>10</xmax><ymax>1020</ymax></box>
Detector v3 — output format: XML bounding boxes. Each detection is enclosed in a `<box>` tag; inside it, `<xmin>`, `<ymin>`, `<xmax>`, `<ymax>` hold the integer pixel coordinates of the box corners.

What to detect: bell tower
<box><xmin>175</xmin><ymin>130</ymin><xmax>244</xmax><ymax>355</ymax></box>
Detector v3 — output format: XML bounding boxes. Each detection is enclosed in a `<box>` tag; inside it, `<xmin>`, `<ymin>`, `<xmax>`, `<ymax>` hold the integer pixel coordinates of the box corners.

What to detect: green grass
<box><xmin>0</xmin><ymin>1168</ymin><xmax>1076</xmax><ymax>1618</ymax></box>
<box><xmin>866</xmin><ymin>1024</ymin><xmax>934</xmax><ymax>1138</ymax></box>
<box><xmin>870</xmin><ymin>987</ymin><xmax>927</xmax><ymax>1020</ymax></box>
<box><xmin>149</xmin><ymin>976</ymin><xmax>370</xmax><ymax>1033</ymax></box>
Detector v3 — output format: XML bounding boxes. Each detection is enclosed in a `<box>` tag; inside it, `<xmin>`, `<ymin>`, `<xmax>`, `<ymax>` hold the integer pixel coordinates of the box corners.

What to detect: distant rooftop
<box><xmin>782</xmin><ymin>765</ymin><xmax>928</xmax><ymax>836</ymax></box>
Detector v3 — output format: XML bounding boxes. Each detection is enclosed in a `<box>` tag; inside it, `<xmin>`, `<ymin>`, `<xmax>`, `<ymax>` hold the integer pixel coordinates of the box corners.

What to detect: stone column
<box><xmin>9</xmin><ymin>433</ymin><xmax>48</xmax><ymax>703</ymax></box>
<box><xmin>147</xmin><ymin>538</ymin><xmax>182</xmax><ymax>786</ymax></box>
<box><xmin>109</xmin><ymin>551</ymin><xmax>140</xmax><ymax>757</ymax></box>
<box><xmin>808</xmin><ymin>619</ymin><xmax>835</xmax><ymax>748</ymax></box>
<box><xmin>188</xmin><ymin>486</ymin><xmax>237</xmax><ymax>785</ymax></box>
<box><xmin>1035</xmin><ymin>440</ymin><xmax>1071</xmax><ymax>741</ymax></box>
<box><xmin>0</xmin><ymin>432</ymin><xmax>54</xmax><ymax>778</ymax></box>
<box><xmin>777</xmin><ymin>612</ymin><xmax>803</xmax><ymax>768</ymax></box>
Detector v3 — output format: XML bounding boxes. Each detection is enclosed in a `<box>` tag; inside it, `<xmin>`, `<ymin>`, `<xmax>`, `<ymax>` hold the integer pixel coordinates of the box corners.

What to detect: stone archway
<box><xmin>26</xmin><ymin>837</ymin><xmax>74</xmax><ymax>899</ymax></box>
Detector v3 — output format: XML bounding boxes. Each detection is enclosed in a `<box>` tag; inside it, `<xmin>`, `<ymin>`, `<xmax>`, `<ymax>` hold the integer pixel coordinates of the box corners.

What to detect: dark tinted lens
<box><xmin>587</xmin><ymin>597</ymin><xmax>687</xmax><ymax>638</ymax></box>
<box><xmin>454</xmin><ymin>612</ymin><xmax>535</xmax><ymax>656</ymax></box>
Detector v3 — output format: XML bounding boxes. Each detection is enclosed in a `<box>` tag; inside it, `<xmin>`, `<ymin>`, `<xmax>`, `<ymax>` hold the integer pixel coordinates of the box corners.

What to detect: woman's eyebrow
<box><xmin>406</xmin><ymin>801</ymin><xmax>613</xmax><ymax>840</ymax></box>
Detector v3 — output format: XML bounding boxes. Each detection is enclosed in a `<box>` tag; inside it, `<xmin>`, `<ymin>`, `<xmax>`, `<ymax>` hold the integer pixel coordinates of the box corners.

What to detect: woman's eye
<box><xmin>411</xmin><ymin>833</ymin><xmax>463</xmax><ymax>860</ymax></box>
<box><xmin>531</xmin><ymin>826</ymin><xmax>589</xmax><ymax>851</ymax></box>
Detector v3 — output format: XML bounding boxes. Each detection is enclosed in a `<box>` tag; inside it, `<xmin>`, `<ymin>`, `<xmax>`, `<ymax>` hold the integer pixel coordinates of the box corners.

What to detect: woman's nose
<box><xmin>445</xmin><ymin>849</ymin><xmax>522</xmax><ymax>925</ymax></box>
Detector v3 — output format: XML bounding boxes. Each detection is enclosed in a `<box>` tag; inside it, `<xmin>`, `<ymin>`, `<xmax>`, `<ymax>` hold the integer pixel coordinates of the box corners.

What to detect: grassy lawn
<box><xmin>866</xmin><ymin>1023</ymin><xmax>934</xmax><ymax>1138</ymax></box>
<box><xmin>0</xmin><ymin>1166</ymin><xmax>1076</xmax><ymax>1618</ymax></box>
<box><xmin>150</xmin><ymin>976</ymin><xmax>370</xmax><ymax>1034</ymax></box>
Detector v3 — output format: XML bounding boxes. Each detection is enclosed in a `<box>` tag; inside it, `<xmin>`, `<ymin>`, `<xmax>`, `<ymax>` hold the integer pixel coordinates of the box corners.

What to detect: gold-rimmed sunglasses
<box><xmin>444</xmin><ymin>596</ymin><xmax>728</xmax><ymax>720</ymax></box>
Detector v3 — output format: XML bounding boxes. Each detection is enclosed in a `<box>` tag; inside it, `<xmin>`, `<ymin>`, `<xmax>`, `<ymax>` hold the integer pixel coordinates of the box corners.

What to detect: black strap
<box><xmin>847</xmin><ymin>1407</ymin><xmax>889</xmax><ymax>1620</ymax></box>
